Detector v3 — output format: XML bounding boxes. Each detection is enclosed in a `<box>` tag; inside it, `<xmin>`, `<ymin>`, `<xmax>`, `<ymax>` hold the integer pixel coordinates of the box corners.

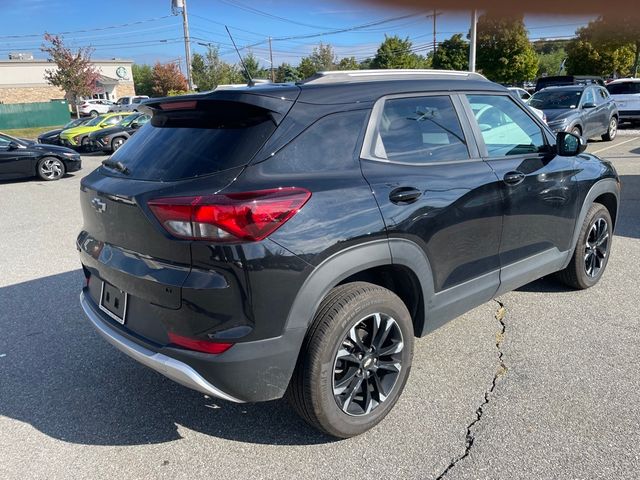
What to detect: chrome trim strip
<box><xmin>80</xmin><ymin>292</ymin><xmax>244</xmax><ymax>403</ymax></box>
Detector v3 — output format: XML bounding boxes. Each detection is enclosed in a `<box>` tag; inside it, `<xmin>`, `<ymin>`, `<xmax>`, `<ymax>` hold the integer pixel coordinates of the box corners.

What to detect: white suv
<box><xmin>109</xmin><ymin>96</ymin><xmax>150</xmax><ymax>113</ymax></box>
<box><xmin>78</xmin><ymin>99</ymin><xmax>114</xmax><ymax>117</ymax></box>
<box><xmin>606</xmin><ymin>78</ymin><xmax>640</xmax><ymax>123</ymax></box>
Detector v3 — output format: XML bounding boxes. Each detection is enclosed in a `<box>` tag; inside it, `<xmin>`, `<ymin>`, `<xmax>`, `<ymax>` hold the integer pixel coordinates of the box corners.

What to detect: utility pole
<box><xmin>269</xmin><ymin>37</ymin><xmax>275</xmax><ymax>82</ymax></box>
<box><xmin>174</xmin><ymin>0</ymin><xmax>193</xmax><ymax>90</ymax></box>
<box><xmin>469</xmin><ymin>9</ymin><xmax>478</xmax><ymax>72</ymax></box>
<box><xmin>433</xmin><ymin>9</ymin><xmax>437</xmax><ymax>55</ymax></box>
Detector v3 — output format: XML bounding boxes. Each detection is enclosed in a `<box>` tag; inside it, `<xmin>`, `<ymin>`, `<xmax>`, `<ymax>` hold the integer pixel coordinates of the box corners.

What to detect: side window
<box><xmin>596</xmin><ymin>88</ymin><xmax>608</xmax><ymax>103</ymax></box>
<box><xmin>122</xmin><ymin>98</ymin><xmax>130</xmax><ymax>105</ymax></box>
<box><xmin>466</xmin><ymin>94</ymin><xmax>546</xmax><ymax>157</ymax></box>
<box><xmin>0</xmin><ymin>136</ymin><xmax>11</xmax><ymax>148</ymax></box>
<box><xmin>365</xmin><ymin>95</ymin><xmax>469</xmax><ymax>164</ymax></box>
<box><xmin>270</xmin><ymin>110</ymin><xmax>368</xmax><ymax>173</ymax></box>
<box><xmin>583</xmin><ymin>88</ymin><xmax>595</xmax><ymax>105</ymax></box>
<box><xmin>103</xmin><ymin>116</ymin><xmax>120</xmax><ymax>126</ymax></box>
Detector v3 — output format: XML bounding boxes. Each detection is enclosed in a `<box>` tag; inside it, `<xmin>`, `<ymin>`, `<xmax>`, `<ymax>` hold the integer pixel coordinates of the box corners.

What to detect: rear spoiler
<box><xmin>139</xmin><ymin>86</ymin><xmax>301</xmax><ymax>125</ymax></box>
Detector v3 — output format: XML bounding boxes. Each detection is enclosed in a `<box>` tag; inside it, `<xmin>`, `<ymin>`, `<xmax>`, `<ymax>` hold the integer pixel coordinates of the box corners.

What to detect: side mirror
<box><xmin>557</xmin><ymin>132</ymin><xmax>587</xmax><ymax>156</ymax></box>
<box><xmin>130</xmin><ymin>122</ymin><xmax>140</xmax><ymax>129</ymax></box>
<box><xmin>582</xmin><ymin>102</ymin><xmax>596</xmax><ymax>109</ymax></box>
<box><xmin>7</xmin><ymin>141</ymin><xmax>21</xmax><ymax>150</ymax></box>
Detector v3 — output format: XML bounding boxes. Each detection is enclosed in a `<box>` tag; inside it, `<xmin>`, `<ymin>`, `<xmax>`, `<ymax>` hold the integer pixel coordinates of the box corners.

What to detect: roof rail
<box><xmin>301</xmin><ymin>69</ymin><xmax>488</xmax><ymax>84</ymax></box>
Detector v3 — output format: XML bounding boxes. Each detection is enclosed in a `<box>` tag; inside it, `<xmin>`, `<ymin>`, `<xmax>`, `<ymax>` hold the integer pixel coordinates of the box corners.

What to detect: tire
<box><xmin>571</xmin><ymin>126</ymin><xmax>582</xmax><ymax>139</ymax></box>
<box><xmin>37</xmin><ymin>156</ymin><xmax>66</xmax><ymax>181</ymax></box>
<box><xmin>287</xmin><ymin>282</ymin><xmax>414</xmax><ymax>438</ymax></box>
<box><xmin>111</xmin><ymin>137</ymin><xmax>125</xmax><ymax>152</ymax></box>
<box><xmin>602</xmin><ymin>116</ymin><xmax>617</xmax><ymax>141</ymax></box>
<box><xmin>556</xmin><ymin>203</ymin><xmax>612</xmax><ymax>289</ymax></box>
<box><xmin>89</xmin><ymin>110</ymin><xmax>98</xmax><ymax>117</ymax></box>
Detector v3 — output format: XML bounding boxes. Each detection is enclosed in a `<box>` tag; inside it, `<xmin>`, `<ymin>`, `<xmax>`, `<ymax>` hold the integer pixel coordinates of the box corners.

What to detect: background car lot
<box><xmin>1</xmin><ymin>131</ymin><xmax>639</xmax><ymax>478</ymax></box>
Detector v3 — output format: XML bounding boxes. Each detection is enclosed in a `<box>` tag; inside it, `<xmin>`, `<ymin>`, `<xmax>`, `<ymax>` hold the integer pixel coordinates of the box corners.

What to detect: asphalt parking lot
<box><xmin>1</xmin><ymin>130</ymin><xmax>639</xmax><ymax>479</ymax></box>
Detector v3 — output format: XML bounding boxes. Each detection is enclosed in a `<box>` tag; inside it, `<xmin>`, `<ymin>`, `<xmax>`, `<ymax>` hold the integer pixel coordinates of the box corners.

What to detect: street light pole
<box><xmin>469</xmin><ymin>9</ymin><xmax>477</xmax><ymax>72</ymax></box>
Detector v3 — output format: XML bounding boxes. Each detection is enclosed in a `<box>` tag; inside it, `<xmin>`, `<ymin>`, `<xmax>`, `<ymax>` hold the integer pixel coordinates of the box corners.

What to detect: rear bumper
<box><xmin>619</xmin><ymin>110</ymin><xmax>640</xmax><ymax>121</ymax></box>
<box><xmin>79</xmin><ymin>288</ymin><xmax>307</xmax><ymax>402</ymax></box>
<box><xmin>81</xmin><ymin>291</ymin><xmax>244</xmax><ymax>402</ymax></box>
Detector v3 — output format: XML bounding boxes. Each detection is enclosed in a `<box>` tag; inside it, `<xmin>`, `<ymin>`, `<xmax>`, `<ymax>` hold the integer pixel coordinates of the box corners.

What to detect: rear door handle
<box><xmin>389</xmin><ymin>187</ymin><xmax>422</xmax><ymax>204</ymax></box>
<box><xmin>503</xmin><ymin>171</ymin><xmax>526</xmax><ymax>186</ymax></box>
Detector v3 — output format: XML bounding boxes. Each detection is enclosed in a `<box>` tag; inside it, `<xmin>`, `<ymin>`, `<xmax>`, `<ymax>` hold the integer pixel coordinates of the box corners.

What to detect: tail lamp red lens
<box><xmin>148</xmin><ymin>187</ymin><xmax>311</xmax><ymax>242</ymax></box>
<box><xmin>168</xmin><ymin>332</ymin><xmax>233</xmax><ymax>354</ymax></box>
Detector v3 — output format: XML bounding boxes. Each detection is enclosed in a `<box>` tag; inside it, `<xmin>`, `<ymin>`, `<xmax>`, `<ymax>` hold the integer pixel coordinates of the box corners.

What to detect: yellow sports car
<box><xmin>59</xmin><ymin>112</ymin><xmax>128</xmax><ymax>148</ymax></box>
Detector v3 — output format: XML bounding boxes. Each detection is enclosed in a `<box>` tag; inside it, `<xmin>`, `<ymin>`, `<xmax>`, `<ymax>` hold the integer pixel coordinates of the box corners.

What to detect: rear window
<box><xmin>607</xmin><ymin>82</ymin><xmax>640</xmax><ymax>95</ymax></box>
<box><xmin>107</xmin><ymin>101</ymin><xmax>277</xmax><ymax>181</ymax></box>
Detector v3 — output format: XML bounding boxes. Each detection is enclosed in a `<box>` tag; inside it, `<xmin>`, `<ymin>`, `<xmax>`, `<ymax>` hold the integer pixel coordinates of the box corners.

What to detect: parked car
<box><xmin>37</xmin><ymin>117</ymin><xmax>91</xmax><ymax>145</ymax></box>
<box><xmin>508</xmin><ymin>86</ymin><xmax>531</xmax><ymax>101</ymax></box>
<box><xmin>0</xmin><ymin>132</ymin><xmax>81</xmax><ymax>181</ymax></box>
<box><xmin>535</xmin><ymin>75</ymin><xmax>605</xmax><ymax>92</ymax></box>
<box><xmin>606</xmin><ymin>78</ymin><xmax>640</xmax><ymax>124</ymax></box>
<box><xmin>78</xmin><ymin>70</ymin><xmax>620</xmax><ymax>438</ymax></box>
<box><xmin>78</xmin><ymin>99</ymin><xmax>114</xmax><ymax>117</ymax></box>
<box><xmin>109</xmin><ymin>95</ymin><xmax>150</xmax><ymax>113</ymax></box>
<box><xmin>59</xmin><ymin>113</ymin><xmax>127</xmax><ymax>149</ymax></box>
<box><xmin>88</xmin><ymin>112</ymin><xmax>150</xmax><ymax>153</ymax></box>
<box><xmin>508</xmin><ymin>88</ymin><xmax>547</xmax><ymax>123</ymax></box>
<box><xmin>529</xmin><ymin>85</ymin><xmax>618</xmax><ymax>141</ymax></box>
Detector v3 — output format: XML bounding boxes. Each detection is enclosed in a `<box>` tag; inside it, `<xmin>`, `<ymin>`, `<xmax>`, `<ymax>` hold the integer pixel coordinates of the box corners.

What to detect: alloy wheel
<box><xmin>332</xmin><ymin>312</ymin><xmax>404</xmax><ymax>416</ymax></box>
<box><xmin>112</xmin><ymin>138</ymin><xmax>124</xmax><ymax>151</ymax></box>
<box><xmin>608</xmin><ymin>118</ymin><xmax>617</xmax><ymax>139</ymax></box>
<box><xmin>40</xmin><ymin>158</ymin><xmax>64</xmax><ymax>180</ymax></box>
<box><xmin>584</xmin><ymin>217</ymin><xmax>609</xmax><ymax>278</ymax></box>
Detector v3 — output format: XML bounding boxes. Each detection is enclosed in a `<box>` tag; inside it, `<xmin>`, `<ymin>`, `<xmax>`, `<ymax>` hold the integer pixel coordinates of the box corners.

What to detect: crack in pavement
<box><xmin>435</xmin><ymin>299</ymin><xmax>508</xmax><ymax>480</ymax></box>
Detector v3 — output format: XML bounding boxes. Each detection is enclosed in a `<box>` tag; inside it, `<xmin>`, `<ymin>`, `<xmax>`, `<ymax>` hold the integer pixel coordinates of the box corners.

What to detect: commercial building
<box><xmin>0</xmin><ymin>58</ymin><xmax>136</xmax><ymax>104</ymax></box>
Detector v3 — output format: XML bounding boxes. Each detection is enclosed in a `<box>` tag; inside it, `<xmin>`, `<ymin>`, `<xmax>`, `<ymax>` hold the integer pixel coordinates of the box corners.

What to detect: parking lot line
<box><xmin>591</xmin><ymin>137</ymin><xmax>640</xmax><ymax>155</ymax></box>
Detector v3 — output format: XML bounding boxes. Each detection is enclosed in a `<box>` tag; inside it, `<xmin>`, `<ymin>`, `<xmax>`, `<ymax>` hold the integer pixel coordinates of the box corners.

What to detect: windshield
<box><xmin>85</xmin><ymin>115</ymin><xmax>105</xmax><ymax>127</ymax></box>
<box><xmin>107</xmin><ymin>101</ymin><xmax>276</xmax><ymax>181</ymax></box>
<box><xmin>1</xmin><ymin>133</ymin><xmax>29</xmax><ymax>146</ymax></box>
<box><xmin>118</xmin><ymin>114</ymin><xmax>139</xmax><ymax>127</ymax></box>
<box><xmin>64</xmin><ymin>118</ymin><xmax>86</xmax><ymax>128</ymax></box>
<box><xmin>529</xmin><ymin>90</ymin><xmax>583</xmax><ymax>109</ymax></box>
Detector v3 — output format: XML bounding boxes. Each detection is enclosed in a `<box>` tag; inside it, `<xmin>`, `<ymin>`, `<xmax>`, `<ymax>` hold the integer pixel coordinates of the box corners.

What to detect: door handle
<box><xmin>389</xmin><ymin>187</ymin><xmax>422</xmax><ymax>204</ymax></box>
<box><xmin>503</xmin><ymin>171</ymin><xmax>526</xmax><ymax>186</ymax></box>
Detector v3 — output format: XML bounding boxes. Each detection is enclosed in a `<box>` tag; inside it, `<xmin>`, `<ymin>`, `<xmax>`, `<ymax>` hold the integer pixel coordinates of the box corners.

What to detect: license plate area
<box><xmin>99</xmin><ymin>281</ymin><xmax>128</xmax><ymax>324</ymax></box>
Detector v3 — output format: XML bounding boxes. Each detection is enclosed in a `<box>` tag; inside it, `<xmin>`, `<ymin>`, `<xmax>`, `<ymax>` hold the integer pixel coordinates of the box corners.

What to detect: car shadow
<box><xmin>0</xmin><ymin>270</ymin><xmax>334</xmax><ymax>447</ymax></box>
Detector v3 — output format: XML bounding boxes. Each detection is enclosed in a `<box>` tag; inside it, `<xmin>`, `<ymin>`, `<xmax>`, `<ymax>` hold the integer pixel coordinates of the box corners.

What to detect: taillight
<box><xmin>168</xmin><ymin>332</ymin><xmax>233</xmax><ymax>354</ymax></box>
<box><xmin>148</xmin><ymin>187</ymin><xmax>311</xmax><ymax>242</ymax></box>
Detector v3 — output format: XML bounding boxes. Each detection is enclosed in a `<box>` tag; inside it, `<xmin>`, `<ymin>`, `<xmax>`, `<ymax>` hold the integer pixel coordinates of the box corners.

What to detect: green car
<box><xmin>59</xmin><ymin>113</ymin><xmax>127</xmax><ymax>148</ymax></box>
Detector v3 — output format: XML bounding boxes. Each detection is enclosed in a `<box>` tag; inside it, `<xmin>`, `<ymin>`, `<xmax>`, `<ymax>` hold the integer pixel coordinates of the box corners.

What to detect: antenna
<box><xmin>225</xmin><ymin>25</ymin><xmax>253</xmax><ymax>86</ymax></box>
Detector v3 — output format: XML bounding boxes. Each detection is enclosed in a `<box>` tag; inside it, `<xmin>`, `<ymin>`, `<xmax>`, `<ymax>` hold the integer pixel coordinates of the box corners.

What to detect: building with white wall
<box><xmin>0</xmin><ymin>58</ymin><xmax>136</xmax><ymax>104</ymax></box>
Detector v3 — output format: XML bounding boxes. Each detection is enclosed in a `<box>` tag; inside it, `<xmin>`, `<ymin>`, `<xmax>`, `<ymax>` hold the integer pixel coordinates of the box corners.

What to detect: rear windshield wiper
<box><xmin>101</xmin><ymin>159</ymin><xmax>130</xmax><ymax>175</ymax></box>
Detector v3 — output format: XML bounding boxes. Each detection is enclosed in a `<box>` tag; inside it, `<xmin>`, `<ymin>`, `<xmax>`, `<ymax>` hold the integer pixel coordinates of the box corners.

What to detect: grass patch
<box><xmin>3</xmin><ymin>125</ymin><xmax>64</xmax><ymax>140</ymax></box>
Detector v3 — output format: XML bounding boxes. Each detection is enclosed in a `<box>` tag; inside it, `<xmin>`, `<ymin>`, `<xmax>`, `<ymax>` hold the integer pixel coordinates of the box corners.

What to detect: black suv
<box><xmin>78</xmin><ymin>70</ymin><xmax>619</xmax><ymax>438</ymax></box>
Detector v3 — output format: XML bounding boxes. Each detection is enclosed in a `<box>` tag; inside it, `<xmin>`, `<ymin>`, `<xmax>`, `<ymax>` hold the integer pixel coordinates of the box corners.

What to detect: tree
<box><xmin>152</xmin><ymin>62</ymin><xmax>188</xmax><ymax>96</ymax></box>
<box><xmin>132</xmin><ymin>64</ymin><xmax>154</xmax><ymax>96</ymax></box>
<box><xmin>191</xmin><ymin>46</ymin><xmax>243</xmax><ymax>91</ymax></box>
<box><xmin>565</xmin><ymin>17</ymin><xmax>638</xmax><ymax>77</ymax></box>
<box><xmin>40</xmin><ymin>33</ymin><xmax>101</xmax><ymax>114</ymax></box>
<box><xmin>241</xmin><ymin>52</ymin><xmax>267</xmax><ymax>82</ymax></box>
<box><xmin>432</xmin><ymin>34</ymin><xmax>469</xmax><ymax>70</ymax></box>
<box><xmin>336</xmin><ymin>56</ymin><xmax>360</xmax><ymax>70</ymax></box>
<box><xmin>275</xmin><ymin>63</ymin><xmax>301</xmax><ymax>82</ymax></box>
<box><xmin>371</xmin><ymin>35</ymin><xmax>425</xmax><ymax>69</ymax></box>
<box><xmin>191</xmin><ymin>53</ymin><xmax>212</xmax><ymax>91</ymax></box>
<box><xmin>298</xmin><ymin>43</ymin><xmax>337</xmax><ymax>78</ymax></box>
<box><xmin>537</xmin><ymin>48</ymin><xmax>566</xmax><ymax>77</ymax></box>
<box><xmin>476</xmin><ymin>14</ymin><xmax>539</xmax><ymax>83</ymax></box>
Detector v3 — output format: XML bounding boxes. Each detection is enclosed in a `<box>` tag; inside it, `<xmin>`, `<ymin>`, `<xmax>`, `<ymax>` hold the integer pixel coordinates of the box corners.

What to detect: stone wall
<box><xmin>0</xmin><ymin>85</ymin><xmax>65</xmax><ymax>104</ymax></box>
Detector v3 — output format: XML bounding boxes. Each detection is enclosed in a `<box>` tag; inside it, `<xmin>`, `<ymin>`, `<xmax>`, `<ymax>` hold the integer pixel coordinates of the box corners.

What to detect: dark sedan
<box><xmin>37</xmin><ymin>117</ymin><xmax>91</xmax><ymax>145</ymax></box>
<box><xmin>0</xmin><ymin>133</ymin><xmax>81</xmax><ymax>181</ymax></box>
<box><xmin>529</xmin><ymin>85</ymin><xmax>618</xmax><ymax>141</ymax></box>
<box><xmin>88</xmin><ymin>112</ymin><xmax>150</xmax><ymax>153</ymax></box>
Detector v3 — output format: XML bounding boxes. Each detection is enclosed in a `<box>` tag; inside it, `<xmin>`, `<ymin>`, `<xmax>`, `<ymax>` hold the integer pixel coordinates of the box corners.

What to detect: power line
<box><xmin>217</xmin><ymin>0</ymin><xmax>335</xmax><ymax>30</ymax></box>
<box><xmin>0</xmin><ymin>14</ymin><xmax>176</xmax><ymax>39</ymax></box>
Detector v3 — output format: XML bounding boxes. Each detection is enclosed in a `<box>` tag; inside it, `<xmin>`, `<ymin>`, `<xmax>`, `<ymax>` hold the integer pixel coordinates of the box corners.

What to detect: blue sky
<box><xmin>1</xmin><ymin>0</ymin><xmax>594</xmax><ymax>71</ymax></box>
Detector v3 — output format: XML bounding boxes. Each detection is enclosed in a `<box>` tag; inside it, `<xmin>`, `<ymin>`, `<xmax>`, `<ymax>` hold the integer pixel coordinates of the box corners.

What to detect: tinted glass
<box><xmin>530</xmin><ymin>90</ymin><xmax>583</xmax><ymax>109</ymax></box>
<box><xmin>102</xmin><ymin>116</ymin><xmax>121</xmax><ymax>126</ymax></box>
<box><xmin>467</xmin><ymin>94</ymin><xmax>545</xmax><ymax>157</ymax></box>
<box><xmin>607</xmin><ymin>82</ymin><xmax>640</xmax><ymax>95</ymax></box>
<box><xmin>270</xmin><ymin>110</ymin><xmax>367</xmax><ymax>173</ymax></box>
<box><xmin>368</xmin><ymin>95</ymin><xmax>469</xmax><ymax>164</ymax></box>
<box><xmin>583</xmin><ymin>88</ymin><xmax>595</xmax><ymax>105</ymax></box>
<box><xmin>85</xmin><ymin>116</ymin><xmax>105</xmax><ymax>126</ymax></box>
<box><xmin>108</xmin><ymin>101</ymin><xmax>277</xmax><ymax>181</ymax></box>
<box><xmin>119</xmin><ymin>114</ymin><xmax>139</xmax><ymax>127</ymax></box>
